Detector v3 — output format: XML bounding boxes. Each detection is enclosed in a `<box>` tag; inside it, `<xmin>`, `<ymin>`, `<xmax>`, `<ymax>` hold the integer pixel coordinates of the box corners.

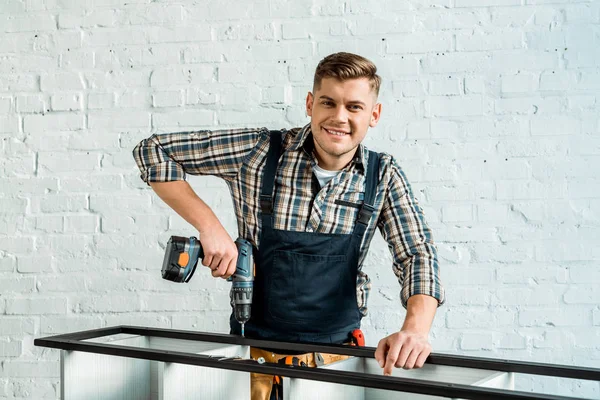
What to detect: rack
<box><xmin>34</xmin><ymin>325</ymin><xmax>600</xmax><ymax>400</ymax></box>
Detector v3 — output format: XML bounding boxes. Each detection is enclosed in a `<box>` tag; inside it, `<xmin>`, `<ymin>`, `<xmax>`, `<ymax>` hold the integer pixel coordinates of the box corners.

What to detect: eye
<box><xmin>349</xmin><ymin>105</ymin><xmax>363</xmax><ymax>110</ymax></box>
<box><xmin>321</xmin><ymin>101</ymin><xmax>333</xmax><ymax>106</ymax></box>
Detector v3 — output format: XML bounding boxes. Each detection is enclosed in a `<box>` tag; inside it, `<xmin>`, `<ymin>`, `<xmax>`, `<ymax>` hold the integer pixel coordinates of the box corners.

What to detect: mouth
<box><xmin>322</xmin><ymin>127</ymin><xmax>350</xmax><ymax>137</ymax></box>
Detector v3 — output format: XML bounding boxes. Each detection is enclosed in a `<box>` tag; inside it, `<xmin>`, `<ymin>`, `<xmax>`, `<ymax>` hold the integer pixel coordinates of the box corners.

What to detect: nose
<box><xmin>331</xmin><ymin>105</ymin><xmax>349</xmax><ymax>123</ymax></box>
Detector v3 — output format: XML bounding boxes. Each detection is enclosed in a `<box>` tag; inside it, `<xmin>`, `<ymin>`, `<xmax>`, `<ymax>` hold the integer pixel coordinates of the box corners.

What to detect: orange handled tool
<box><xmin>349</xmin><ymin>329</ymin><xmax>365</xmax><ymax>346</ymax></box>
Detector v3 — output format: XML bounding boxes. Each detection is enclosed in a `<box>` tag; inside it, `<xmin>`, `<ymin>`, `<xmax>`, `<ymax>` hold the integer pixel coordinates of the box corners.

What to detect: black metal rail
<box><xmin>34</xmin><ymin>325</ymin><xmax>600</xmax><ymax>400</ymax></box>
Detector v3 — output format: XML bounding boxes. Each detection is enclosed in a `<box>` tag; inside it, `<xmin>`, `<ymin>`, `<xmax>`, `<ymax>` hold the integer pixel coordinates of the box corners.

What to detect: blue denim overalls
<box><xmin>230</xmin><ymin>130</ymin><xmax>379</xmax><ymax>344</ymax></box>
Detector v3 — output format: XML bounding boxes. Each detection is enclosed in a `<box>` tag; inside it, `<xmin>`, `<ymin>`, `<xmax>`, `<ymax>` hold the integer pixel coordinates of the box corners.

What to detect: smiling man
<box><xmin>133</xmin><ymin>52</ymin><xmax>444</xmax><ymax>400</ymax></box>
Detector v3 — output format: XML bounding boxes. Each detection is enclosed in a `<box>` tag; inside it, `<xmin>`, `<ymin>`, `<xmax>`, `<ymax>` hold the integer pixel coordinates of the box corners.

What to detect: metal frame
<box><xmin>34</xmin><ymin>325</ymin><xmax>600</xmax><ymax>400</ymax></box>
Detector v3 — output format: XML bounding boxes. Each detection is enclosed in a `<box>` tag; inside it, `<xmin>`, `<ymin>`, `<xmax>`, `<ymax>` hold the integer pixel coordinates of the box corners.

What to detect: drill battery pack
<box><xmin>161</xmin><ymin>236</ymin><xmax>204</xmax><ymax>283</ymax></box>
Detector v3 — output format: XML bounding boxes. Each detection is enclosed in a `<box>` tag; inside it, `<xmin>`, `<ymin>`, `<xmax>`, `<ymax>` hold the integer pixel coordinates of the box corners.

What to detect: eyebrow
<box><xmin>318</xmin><ymin>96</ymin><xmax>366</xmax><ymax>106</ymax></box>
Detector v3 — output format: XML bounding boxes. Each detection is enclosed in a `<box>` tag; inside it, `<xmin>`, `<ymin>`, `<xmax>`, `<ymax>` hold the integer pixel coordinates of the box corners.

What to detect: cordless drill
<box><xmin>161</xmin><ymin>235</ymin><xmax>254</xmax><ymax>336</ymax></box>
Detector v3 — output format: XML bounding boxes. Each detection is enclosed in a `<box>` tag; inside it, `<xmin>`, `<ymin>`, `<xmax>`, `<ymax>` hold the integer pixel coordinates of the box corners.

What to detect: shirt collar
<box><xmin>289</xmin><ymin>123</ymin><xmax>368</xmax><ymax>170</ymax></box>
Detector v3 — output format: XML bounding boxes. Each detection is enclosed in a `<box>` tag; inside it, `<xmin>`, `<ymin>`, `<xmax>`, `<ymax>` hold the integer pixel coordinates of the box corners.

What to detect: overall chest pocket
<box><xmin>266</xmin><ymin>250</ymin><xmax>354</xmax><ymax>324</ymax></box>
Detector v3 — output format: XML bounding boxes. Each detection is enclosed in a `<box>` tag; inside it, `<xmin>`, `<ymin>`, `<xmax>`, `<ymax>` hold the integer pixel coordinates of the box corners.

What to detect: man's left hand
<box><xmin>374</xmin><ymin>330</ymin><xmax>431</xmax><ymax>375</ymax></box>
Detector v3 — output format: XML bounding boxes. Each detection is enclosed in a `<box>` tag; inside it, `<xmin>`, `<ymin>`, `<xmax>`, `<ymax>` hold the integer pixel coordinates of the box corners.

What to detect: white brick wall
<box><xmin>0</xmin><ymin>0</ymin><xmax>599</xmax><ymax>398</ymax></box>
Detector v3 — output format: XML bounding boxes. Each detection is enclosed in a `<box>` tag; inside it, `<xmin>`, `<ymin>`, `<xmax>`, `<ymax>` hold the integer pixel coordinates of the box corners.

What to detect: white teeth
<box><xmin>324</xmin><ymin>128</ymin><xmax>348</xmax><ymax>136</ymax></box>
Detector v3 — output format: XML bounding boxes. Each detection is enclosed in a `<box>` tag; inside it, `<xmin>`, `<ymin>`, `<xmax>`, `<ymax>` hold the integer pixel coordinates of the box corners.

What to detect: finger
<box><xmin>374</xmin><ymin>339</ymin><xmax>388</xmax><ymax>368</ymax></box>
<box><xmin>210</xmin><ymin>259</ymin><xmax>224</xmax><ymax>277</ymax></box>
<box><xmin>400</xmin><ymin>348</ymin><xmax>419</xmax><ymax>369</ymax></box>
<box><xmin>394</xmin><ymin>341</ymin><xmax>413</xmax><ymax>369</ymax></box>
<box><xmin>414</xmin><ymin>349</ymin><xmax>430</xmax><ymax>369</ymax></box>
<box><xmin>383</xmin><ymin>341</ymin><xmax>403</xmax><ymax>375</ymax></box>
<box><xmin>202</xmin><ymin>255</ymin><xmax>213</xmax><ymax>268</ymax></box>
<box><xmin>223</xmin><ymin>256</ymin><xmax>236</xmax><ymax>279</ymax></box>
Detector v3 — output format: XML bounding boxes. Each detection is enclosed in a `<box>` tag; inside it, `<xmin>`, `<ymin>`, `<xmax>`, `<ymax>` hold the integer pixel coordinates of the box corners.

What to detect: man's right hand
<box><xmin>199</xmin><ymin>223</ymin><xmax>238</xmax><ymax>279</ymax></box>
<box><xmin>148</xmin><ymin>181</ymin><xmax>238</xmax><ymax>279</ymax></box>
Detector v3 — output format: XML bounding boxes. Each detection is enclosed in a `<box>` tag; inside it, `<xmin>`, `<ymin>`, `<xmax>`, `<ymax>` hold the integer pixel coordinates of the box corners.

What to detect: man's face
<box><xmin>306</xmin><ymin>77</ymin><xmax>381</xmax><ymax>170</ymax></box>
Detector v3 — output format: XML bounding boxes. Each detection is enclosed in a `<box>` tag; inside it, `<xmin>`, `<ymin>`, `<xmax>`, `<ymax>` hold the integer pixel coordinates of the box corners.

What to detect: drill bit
<box><xmin>241</xmin><ymin>322</ymin><xmax>245</xmax><ymax>337</ymax></box>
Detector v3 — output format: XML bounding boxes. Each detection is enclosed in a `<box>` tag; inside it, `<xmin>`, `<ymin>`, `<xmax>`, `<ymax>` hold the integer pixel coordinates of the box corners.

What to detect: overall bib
<box><xmin>230</xmin><ymin>130</ymin><xmax>380</xmax><ymax>344</ymax></box>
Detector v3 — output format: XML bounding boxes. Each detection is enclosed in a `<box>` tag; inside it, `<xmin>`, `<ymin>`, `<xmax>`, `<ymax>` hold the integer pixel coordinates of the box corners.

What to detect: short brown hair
<box><xmin>313</xmin><ymin>52</ymin><xmax>381</xmax><ymax>97</ymax></box>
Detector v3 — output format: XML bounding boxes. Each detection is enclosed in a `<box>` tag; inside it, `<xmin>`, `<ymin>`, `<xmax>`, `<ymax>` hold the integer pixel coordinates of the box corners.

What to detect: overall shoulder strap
<box><xmin>356</xmin><ymin>150</ymin><xmax>380</xmax><ymax>228</ymax></box>
<box><xmin>259</xmin><ymin>130</ymin><xmax>285</xmax><ymax>221</ymax></box>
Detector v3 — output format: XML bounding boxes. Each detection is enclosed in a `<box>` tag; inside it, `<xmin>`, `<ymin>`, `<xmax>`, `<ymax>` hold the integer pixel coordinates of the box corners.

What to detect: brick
<box><xmin>152</xmin><ymin>110</ymin><xmax>213</xmax><ymax>129</ymax></box>
<box><xmin>0</xmin><ymin>237</ymin><xmax>34</xmax><ymax>255</ymax></box>
<box><xmin>54</xmin><ymin>256</ymin><xmax>117</xmax><ymax>274</ymax></box>
<box><xmin>457</xmin><ymin>30</ymin><xmax>523</xmax><ymax>51</ymax></box>
<box><xmin>86</xmin><ymin>70</ymin><xmax>150</xmax><ymax>89</ymax></box>
<box><xmin>501</xmin><ymin>72</ymin><xmax>538</xmax><ymax>93</ymax></box>
<box><xmin>496</xmin><ymin>180</ymin><xmax>567</xmax><ymax>200</ymax></box>
<box><xmin>114</xmin><ymin>91</ymin><xmax>150</xmax><ymax>110</ymax></box>
<box><xmin>387</xmin><ymin>32</ymin><xmax>452</xmax><ymax>54</ymax></box>
<box><xmin>0</xmin><ymin>97</ymin><xmax>11</xmax><ymax>114</ymax></box>
<box><xmin>15</xmin><ymin>95</ymin><xmax>47</xmax><ymax>113</ymax></box>
<box><xmin>75</xmin><ymin>295</ymin><xmax>142</xmax><ymax>313</ymax></box>
<box><xmin>494</xmin><ymin>96</ymin><xmax>563</xmax><ymax>115</ymax></box>
<box><xmin>347</xmin><ymin>15</ymin><xmax>414</xmax><ymax>36</ymax></box>
<box><xmin>455</xmin><ymin>0</ymin><xmax>519</xmax><ymax>6</ymax></box>
<box><xmin>428</xmin><ymin>76</ymin><xmax>462</xmax><ymax>96</ymax></box>
<box><xmin>496</xmin><ymin>286</ymin><xmax>565</xmax><ymax>306</ymax></box>
<box><xmin>449</xmin><ymin>287</ymin><xmax>491</xmax><ymax>306</ymax></box>
<box><xmin>0</xmin><ymin>317</ymin><xmax>35</xmax><ymax>336</ymax></box>
<box><xmin>153</xmin><ymin>91</ymin><xmax>183</xmax><ymax>107</ymax></box>
<box><xmin>36</xmin><ymin>235</ymin><xmax>94</xmax><ymax>259</ymax></box>
<box><xmin>0</xmin><ymin>254</ymin><xmax>16</xmax><ymax>272</ymax></box>
<box><xmin>17</xmin><ymin>256</ymin><xmax>53</xmax><ymax>273</ymax></box>
<box><xmin>436</xmin><ymin>226</ymin><xmax>497</xmax><ymax>243</ymax></box>
<box><xmin>123</xmin><ymin>4</ymin><xmax>183</xmax><ymax>26</ymax></box>
<box><xmin>37</xmin><ymin>275</ymin><xmax>86</xmax><ymax>293</ymax></box>
<box><xmin>441</xmin><ymin>205</ymin><xmax>473</xmax><ymax>222</ymax></box>
<box><xmin>40</xmin><ymin>316</ymin><xmax>102</xmax><ymax>335</ymax></box>
<box><xmin>533</xmin><ymin>330</ymin><xmax>573</xmax><ymax>349</ymax></box>
<box><xmin>0</xmin><ymin>197</ymin><xmax>27</xmax><ymax>215</ymax></box>
<box><xmin>519</xmin><ymin>308</ymin><xmax>589</xmax><ymax>327</ymax></box>
<box><xmin>3</xmin><ymin>178</ymin><xmax>58</xmax><ymax>195</ymax></box>
<box><xmin>447</xmin><ymin>308</ymin><xmax>495</xmax><ymax>329</ymax></box>
<box><xmin>101</xmin><ymin>214</ymin><xmax>167</xmax><ymax>234</ymax></box>
<box><xmin>50</xmin><ymin>93</ymin><xmax>82</xmax><ymax>111</ymax></box>
<box><xmin>64</xmin><ymin>215</ymin><xmax>98</xmax><ymax>233</ymax></box>
<box><xmin>531</xmin><ymin>116</ymin><xmax>581</xmax><ymax>136</ymax></box>
<box><xmin>443</xmin><ymin>265</ymin><xmax>494</xmax><ymax>286</ymax></box>
<box><xmin>6</xmin><ymin>297</ymin><xmax>67</xmax><ymax>315</ymax></box>
<box><xmin>426</xmin><ymin>95</ymin><xmax>483</xmax><ymax>117</ymax></box>
<box><xmin>146</xmin><ymin>26</ymin><xmax>211</xmax><ymax>44</ymax></box>
<box><xmin>87</xmin><ymin>93</ymin><xmax>114</xmax><ymax>109</ymax></box>
<box><xmin>40</xmin><ymin>72</ymin><xmax>85</xmax><ymax>91</ymax></box>
<box><xmin>2</xmin><ymin>361</ymin><xmax>58</xmax><ymax>378</ymax></box>
<box><xmin>23</xmin><ymin>114</ymin><xmax>84</xmax><ymax>133</ymax></box>
<box><xmin>0</xmin><ymin>74</ymin><xmax>37</xmax><ymax>91</ymax></box>
<box><xmin>564</xmin><ymin>287</ymin><xmax>600</xmax><ymax>304</ymax></box>
<box><xmin>494</xmin><ymin>263</ymin><xmax>566</xmax><ymax>286</ymax></box>
<box><xmin>88</xmin><ymin>111</ymin><xmax>150</xmax><ymax>129</ymax></box>
<box><xmin>151</xmin><ymin>66</ymin><xmax>214</xmax><ymax>88</ymax></box>
<box><xmin>496</xmin><ymin>333</ymin><xmax>527</xmax><ymax>349</ymax></box>
<box><xmin>9</xmin><ymin>379</ymin><xmax>57</xmax><ymax>398</ymax></box>
<box><xmin>0</xmin><ymin>277</ymin><xmax>35</xmax><ymax>294</ymax></box>
<box><xmin>0</xmin><ymin>339</ymin><xmax>21</xmax><ymax>357</ymax></box>
<box><xmin>470</xmin><ymin>242</ymin><xmax>534</xmax><ymax>263</ymax></box>
<box><xmin>570</xmin><ymin>266</ymin><xmax>600</xmax><ymax>283</ymax></box>
<box><xmin>30</xmin><ymin>194</ymin><xmax>88</xmax><ymax>213</ymax></box>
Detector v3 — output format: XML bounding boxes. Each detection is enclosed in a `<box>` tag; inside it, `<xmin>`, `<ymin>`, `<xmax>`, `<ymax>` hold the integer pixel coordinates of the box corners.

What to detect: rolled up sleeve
<box><xmin>132</xmin><ymin>127</ymin><xmax>267</xmax><ymax>185</ymax></box>
<box><xmin>377</xmin><ymin>159</ymin><xmax>445</xmax><ymax>309</ymax></box>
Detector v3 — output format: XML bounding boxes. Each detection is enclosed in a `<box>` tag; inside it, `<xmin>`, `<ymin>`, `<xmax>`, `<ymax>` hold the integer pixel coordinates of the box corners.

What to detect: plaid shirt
<box><xmin>133</xmin><ymin>123</ymin><xmax>445</xmax><ymax>315</ymax></box>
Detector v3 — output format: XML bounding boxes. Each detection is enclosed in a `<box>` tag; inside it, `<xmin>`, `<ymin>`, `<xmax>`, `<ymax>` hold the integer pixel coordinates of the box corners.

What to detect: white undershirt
<box><xmin>313</xmin><ymin>164</ymin><xmax>339</xmax><ymax>187</ymax></box>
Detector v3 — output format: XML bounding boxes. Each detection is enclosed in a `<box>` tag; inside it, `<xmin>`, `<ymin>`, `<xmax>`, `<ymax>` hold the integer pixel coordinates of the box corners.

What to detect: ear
<box><xmin>369</xmin><ymin>102</ymin><xmax>382</xmax><ymax>128</ymax></box>
<box><xmin>306</xmin><ymin>92</ymin><xmax>314</xmax><ymax>117</ymax></box>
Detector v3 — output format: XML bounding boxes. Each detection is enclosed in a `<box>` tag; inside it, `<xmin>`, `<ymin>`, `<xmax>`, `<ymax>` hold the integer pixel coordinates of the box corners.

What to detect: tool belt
<box><xmin>249</xmin><ymin>347</ymin><xmax>351</xmax><ymax>400</ymax></box>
